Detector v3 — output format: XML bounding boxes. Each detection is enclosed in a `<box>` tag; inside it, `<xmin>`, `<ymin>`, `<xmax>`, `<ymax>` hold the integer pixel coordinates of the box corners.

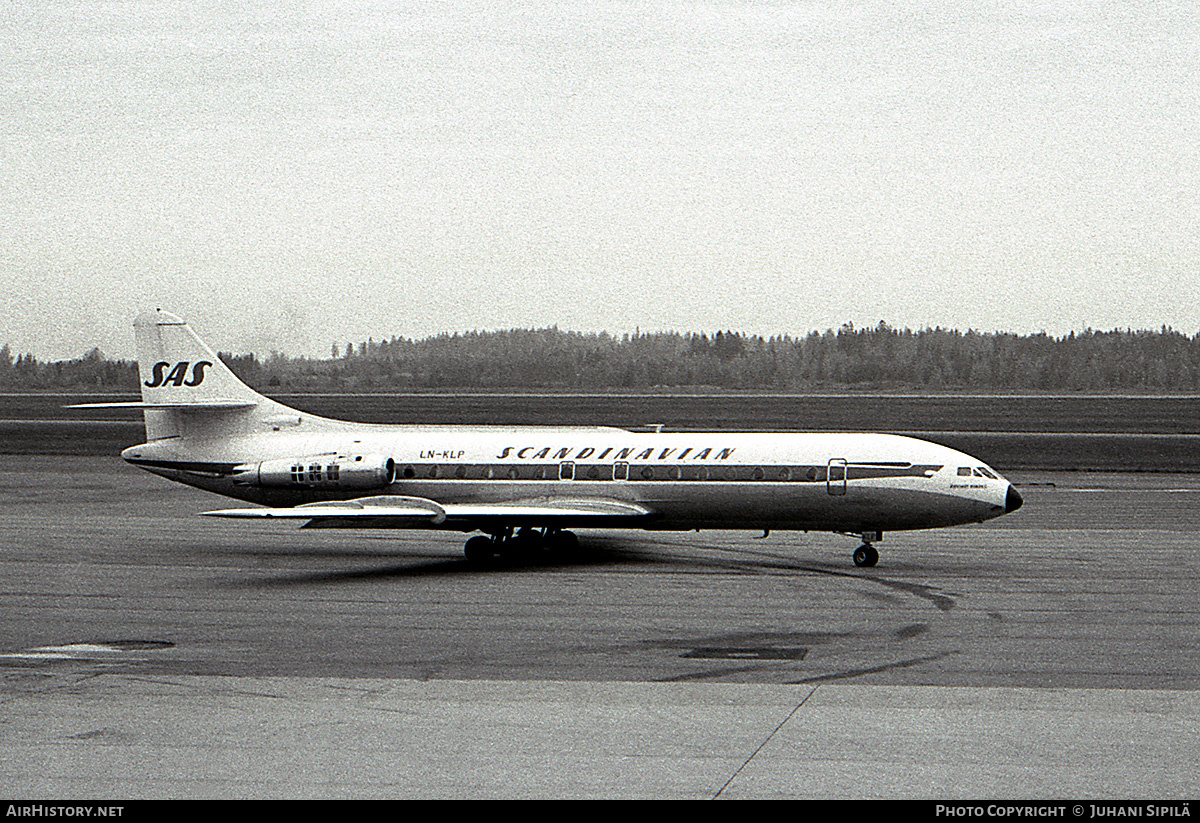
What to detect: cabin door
<box><xmin>827</xmin><ymin>458</ymin><xmax>847</xmax><ymax>496</ymax></box>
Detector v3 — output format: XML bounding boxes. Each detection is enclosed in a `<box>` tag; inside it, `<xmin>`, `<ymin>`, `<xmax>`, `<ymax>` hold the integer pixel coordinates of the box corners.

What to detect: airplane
<box><xmin>73</xmin><ymin>310</ymin><xmax>1023</xmax><ymax>568</ymax></box>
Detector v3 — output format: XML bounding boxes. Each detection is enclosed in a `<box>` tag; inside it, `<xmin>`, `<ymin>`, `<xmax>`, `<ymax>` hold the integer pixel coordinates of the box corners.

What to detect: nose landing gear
<box><xmin>852</xmin><ymin>542</ymin><xmax>879</xmax><ymax>568</ymax></box>
<box><xmin>851</xmin><ymin>530</ymin><xmax>882</xmax><ymax>567</ymax></box>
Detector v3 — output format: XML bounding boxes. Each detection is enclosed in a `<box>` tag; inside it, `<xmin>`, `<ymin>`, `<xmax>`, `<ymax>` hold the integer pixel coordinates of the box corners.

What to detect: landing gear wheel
<box><xmin>509</xmin><ymin>527</ymin><xmax>544</xmax><ymax>559</ymax></box>
<box><xmin>545</xmin><ymin>529</ymin><xmax>580</xmax><ymax>556</ymax></box>
<box><xmin>853</xmin><ymin>543</ymin><xmax>879</xmax><ymax>568</ymax></box>
<box><xmin>464</xmin><ymin>535</ymin><xmax>495</xmax><ymax>565</ymax></box>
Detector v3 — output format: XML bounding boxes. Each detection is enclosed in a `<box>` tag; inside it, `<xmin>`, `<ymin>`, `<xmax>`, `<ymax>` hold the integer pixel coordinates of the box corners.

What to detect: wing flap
<box><xmin>204</xmin><ymin>495</ymin><xmax>447</xmax><ymax>523</ymax></box>
<box><xmin>443</xmin><ymin>498</ymin><xmax>653</xmax><ymax>519</ymax></box>
<box><xmin>203</xmin><ymin>495</ymin><xmax>653</xmax><ymax>527</ymax></box>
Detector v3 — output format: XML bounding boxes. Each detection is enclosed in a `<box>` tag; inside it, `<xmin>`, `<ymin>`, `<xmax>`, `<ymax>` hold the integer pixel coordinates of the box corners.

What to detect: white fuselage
<box><xmin>89</xmin><ymin>310</ymin><xmax>1022</xmax><ymax>566</ymax></box>
<box><xmin>122</xmin><ymin>425</ymin><xmax>1016</xmax><ymax>533</ymax></box>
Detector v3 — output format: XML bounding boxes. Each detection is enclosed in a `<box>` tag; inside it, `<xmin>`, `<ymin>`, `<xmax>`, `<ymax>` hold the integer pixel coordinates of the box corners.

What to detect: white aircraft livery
<box><xmin>76</xmin><ymin>310</ymin><xmax>1023</xmax><ymax>567</ymax></box>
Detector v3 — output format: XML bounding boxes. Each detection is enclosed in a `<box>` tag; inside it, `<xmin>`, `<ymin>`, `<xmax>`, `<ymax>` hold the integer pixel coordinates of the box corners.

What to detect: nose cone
<box><xmin>1005</xmin><ymin>484</ymin><xmax>1024</xmax><ymax>514</ymax></box>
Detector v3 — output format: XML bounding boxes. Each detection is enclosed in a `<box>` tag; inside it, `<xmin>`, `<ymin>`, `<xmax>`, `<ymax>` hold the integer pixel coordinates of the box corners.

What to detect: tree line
<box><xmin>4</xmin><ymin>323</ymin><xmax>1200</xmax><ymax>392</ymax></box>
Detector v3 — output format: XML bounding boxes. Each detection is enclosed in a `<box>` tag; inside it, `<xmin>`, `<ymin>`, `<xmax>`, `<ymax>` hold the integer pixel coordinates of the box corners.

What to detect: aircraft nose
<box><xmin>1005</xmin><ymin>484</ymin><xmax>1024</xmax><ymax>514</ymax></box>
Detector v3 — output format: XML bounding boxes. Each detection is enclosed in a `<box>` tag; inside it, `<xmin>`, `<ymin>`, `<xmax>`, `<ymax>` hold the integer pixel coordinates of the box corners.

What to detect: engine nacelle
<box><xmin>232</xmin><ymin>454</ymin><xmax>396</xmax><ymax>490</ymax></box>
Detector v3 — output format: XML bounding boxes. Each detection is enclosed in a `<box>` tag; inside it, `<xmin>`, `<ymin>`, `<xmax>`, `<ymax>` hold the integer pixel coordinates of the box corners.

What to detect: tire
<box><xmin>547</xmin><ymin>529</ymin><xmax>580</xmax><ymax>555</ymax></box>
<box><xmin>853</xmin><ymin>544</ymin><xmax>878</xmax><ymax>568</ymax></box>
<box><xmin>464</xmin><ymin>535</ymin><xmax>495</xmax><ymax>564</ymax></box>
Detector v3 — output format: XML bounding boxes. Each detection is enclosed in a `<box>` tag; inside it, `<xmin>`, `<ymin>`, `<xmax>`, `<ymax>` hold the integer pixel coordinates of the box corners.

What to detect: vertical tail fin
<box><xmin>72</xmin><ymin>310</ymin><xmax>350</xmax><ymax>442</ymax></box>
<box><xmin>134</xmin><ymin>310</ymin><xmax>263</xmax><ymax>406</ymax></box>
<box><xmin>133</xmin><ymin>309</ymin><xmax>265</xmax><ymax>439</ymax></box>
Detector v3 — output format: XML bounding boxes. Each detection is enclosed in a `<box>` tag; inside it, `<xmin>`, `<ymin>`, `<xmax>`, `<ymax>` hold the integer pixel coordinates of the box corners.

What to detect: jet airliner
<box><xmin>75</xmin><ymin>310</ymin><xmax>1023</xmax><ymax>567</ymax></box>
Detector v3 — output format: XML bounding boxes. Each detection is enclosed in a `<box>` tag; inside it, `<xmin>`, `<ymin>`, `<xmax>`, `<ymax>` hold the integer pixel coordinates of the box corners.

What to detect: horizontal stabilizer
<box><xmin>69</xmin><ymin>401</ymin><xmax>257</xmax><ymax>411</ymax></box>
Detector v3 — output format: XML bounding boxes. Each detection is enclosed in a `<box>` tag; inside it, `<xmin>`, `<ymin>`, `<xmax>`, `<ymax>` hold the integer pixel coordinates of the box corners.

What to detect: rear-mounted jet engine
<box><xmin>232</xmin><ymin>454</ymin><xmax>396</xmax><ymax>490</ymax></box>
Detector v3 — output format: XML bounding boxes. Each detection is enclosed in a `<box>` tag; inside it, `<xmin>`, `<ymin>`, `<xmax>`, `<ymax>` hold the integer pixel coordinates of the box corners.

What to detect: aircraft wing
<box><xmin>202</xmin><ymin>495</ymin><xmax>654</xmax><ymax>528</ymax></box>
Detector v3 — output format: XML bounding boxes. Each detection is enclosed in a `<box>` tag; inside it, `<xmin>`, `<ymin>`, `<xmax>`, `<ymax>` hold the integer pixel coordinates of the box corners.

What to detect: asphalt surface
<box><xmin>1</xmin><ymin>457</ymin><xmax>1197</xmax><ymax>798</ymax></box>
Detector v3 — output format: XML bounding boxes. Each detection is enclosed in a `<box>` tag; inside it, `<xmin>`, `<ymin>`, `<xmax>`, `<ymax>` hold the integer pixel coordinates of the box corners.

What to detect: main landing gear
<box><xmin>463</xmin><ymin>527</ymin><xmax>580</xmax><ymax>566</ymax></box>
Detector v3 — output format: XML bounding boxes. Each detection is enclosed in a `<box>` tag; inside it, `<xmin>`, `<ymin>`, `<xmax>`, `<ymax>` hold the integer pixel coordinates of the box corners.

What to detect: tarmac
<box><xmin>1</xmin><ymin>458</ymin><xmax>1198</xmax><ymax>799</ymax></box>
<box><xmin>2</xmin><ymin>675</ymin><xmax>1198</xmax><ymax>799</ymax></box>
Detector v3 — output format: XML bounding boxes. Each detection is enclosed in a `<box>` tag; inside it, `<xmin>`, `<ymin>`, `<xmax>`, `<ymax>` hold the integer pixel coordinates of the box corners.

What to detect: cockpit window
<box><xmin>974</xmin><ymin>467</ymin><xmax>998</xmax><ymax>479</ymax></box>
<box><xmin>957</xmin><ymin>467</ymin><xmax>972</xmax><ymax>476</ymax></box>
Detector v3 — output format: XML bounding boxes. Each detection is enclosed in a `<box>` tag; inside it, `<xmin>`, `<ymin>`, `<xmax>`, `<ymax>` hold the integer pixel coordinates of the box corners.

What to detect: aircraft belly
<box><xmin>636</xmin><ymin>482</ymin><xmax>998</xmax><ymax>532</ymax></box>
<box><xmin>159</xmin><ymin>475</ymin><xmax>1001</xmax><ymax>533</ymax></box>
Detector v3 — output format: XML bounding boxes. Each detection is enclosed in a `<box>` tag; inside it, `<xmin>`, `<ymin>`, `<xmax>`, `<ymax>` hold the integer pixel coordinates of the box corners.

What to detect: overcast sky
<box><xmin>3</xmin><ymin>0</ymin><xmax>1198</xmax><ymax>360</ymax></box>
